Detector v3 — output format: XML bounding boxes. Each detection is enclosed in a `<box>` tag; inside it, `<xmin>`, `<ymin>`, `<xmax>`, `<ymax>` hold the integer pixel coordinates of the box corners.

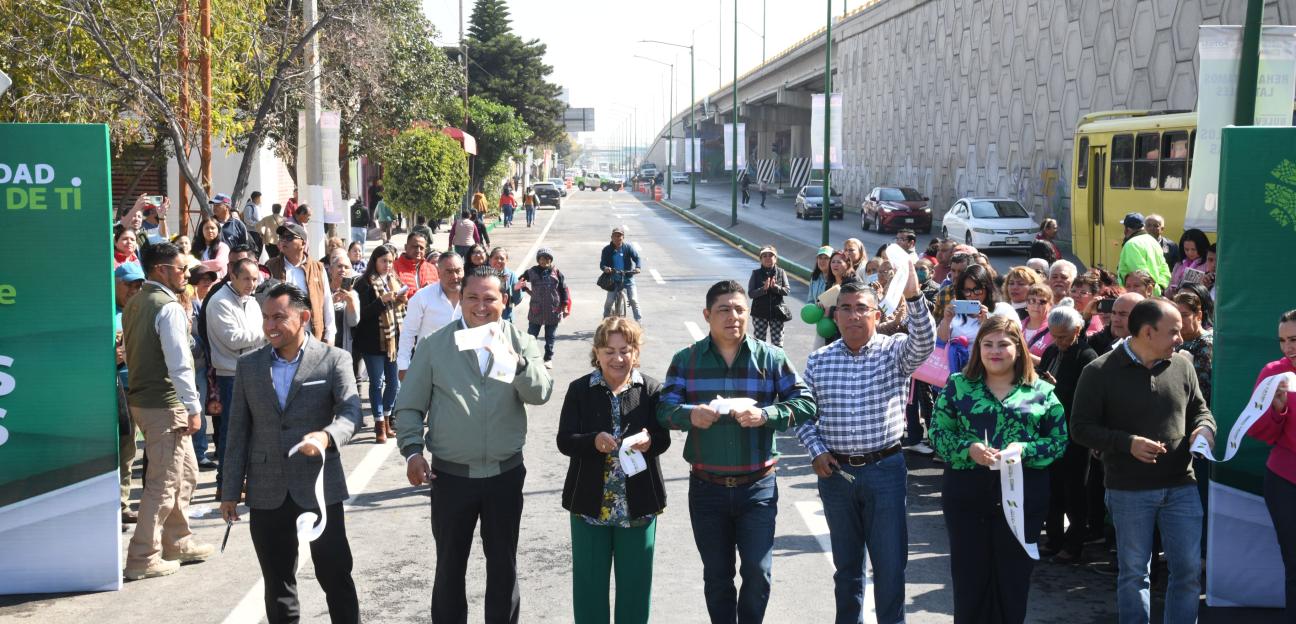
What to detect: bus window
<box><xmin>1134</xmin><ymin>132</ymin><xmax>1160</xmax><ymax>189</ymax></box>
<box><xmin>1160</xmin><ymin>131</ymin><xmax>1189</xmax><ymax>191</ymax></box>
<box><xmin>1077</xmin><ymin>137</ymin><xmax>1089</xmax><ymax>188</ymax></box>
<box><xmin>1111</xmin><ymin>134</ymin><xmax>1133</xmax><ymax>188</ymax></box>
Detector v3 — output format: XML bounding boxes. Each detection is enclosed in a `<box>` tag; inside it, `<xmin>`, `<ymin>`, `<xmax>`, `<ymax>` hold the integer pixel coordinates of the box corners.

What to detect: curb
<box><xmin>653</xmin><ymin>197</ymin><xmax>814</xmax><ymax>283</ymax></box>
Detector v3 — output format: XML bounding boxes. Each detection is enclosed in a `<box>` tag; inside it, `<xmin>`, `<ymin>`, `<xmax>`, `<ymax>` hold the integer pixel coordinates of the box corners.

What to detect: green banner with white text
<box><xmin>0</xmin><ymin>123</ymin><xmax>121</xmax><ymax>593</ymax></box>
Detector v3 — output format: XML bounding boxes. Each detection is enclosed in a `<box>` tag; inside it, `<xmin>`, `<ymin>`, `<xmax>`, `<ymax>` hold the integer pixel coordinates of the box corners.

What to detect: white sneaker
<box><xmin>544</xmin><ymin>361</ymin><xmax>553</xmax><ymax>369</ymax></box>
<box><xmin>903</xmin><ymin>441</ymin><xmax>935</xmax><ymax>455</ymax></box>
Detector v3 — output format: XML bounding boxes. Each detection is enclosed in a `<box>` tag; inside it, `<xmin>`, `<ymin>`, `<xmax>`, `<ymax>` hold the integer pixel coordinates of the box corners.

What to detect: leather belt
<box><xmin>432</xmin><ymin>452</ymin><xmax>523</xmax><ymax>478</ymax></box>
<box><xmin>831</xmin><ymin>444</ymin><xmax>902</xmax><ymax>467</ymax></box>
<box><xmin>691</xmin><ymin>465</ymin><xmax>776</xmax><ymax>488</ymax></box>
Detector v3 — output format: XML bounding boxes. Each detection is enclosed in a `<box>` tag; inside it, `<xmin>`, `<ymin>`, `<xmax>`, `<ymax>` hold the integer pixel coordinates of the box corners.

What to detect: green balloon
<box><xmin>800</xmin><ymin>303</ymin><xmax>824</xmax><ymax>324</ymax></box>
<box><xmin>816</xmin><ymin>317</ymin><xmax>838</xmax><ymax>339</ymax></box>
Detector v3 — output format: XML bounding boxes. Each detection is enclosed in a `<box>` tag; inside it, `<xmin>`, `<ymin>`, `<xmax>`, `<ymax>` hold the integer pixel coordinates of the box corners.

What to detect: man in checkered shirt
<box><xmin>795</xmin><ymin>263</ymin><xmax>935</xmax><ymax>624</ymax></box>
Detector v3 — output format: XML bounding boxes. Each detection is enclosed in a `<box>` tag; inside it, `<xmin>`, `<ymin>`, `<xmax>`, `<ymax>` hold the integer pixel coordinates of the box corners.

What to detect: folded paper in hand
<box><xmin>708</xmin><ymin>396</ymin><xmax>758</xmax><ymax>415</ymax></box>
<box><xmin>618</xmin><ymin>430</ymin><xmax>651</xmax><ymax>477</ymax></box>
<box><xmin>454</xmin><ymin>324</ymin><xmax>495</xmax><ymax>351</ymax></box>
<box><xmin>455</xmin><ymin>323</ymin><xmax>517</xmax><ymax>384</ymax></box>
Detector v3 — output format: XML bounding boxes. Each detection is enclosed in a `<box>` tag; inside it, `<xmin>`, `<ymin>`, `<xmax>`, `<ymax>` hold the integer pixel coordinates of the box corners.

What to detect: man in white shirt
<box><xmin>121</xmin><ymin>242</ymin><xmax>215</xmax><ymax>580</ymax></box>
<box><xmin>205</xmin><ymin>258</ymin><xmax>266</xmax><ymax>490</ymax></box>
<box><xmin>398</xmin><ymin>252</ymin><xmax>466</xmax><ymax>379</ymax></box>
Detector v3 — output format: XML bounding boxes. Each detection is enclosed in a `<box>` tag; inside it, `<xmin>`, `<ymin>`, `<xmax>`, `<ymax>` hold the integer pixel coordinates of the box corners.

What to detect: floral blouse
<box><xmin>930</xmin><ymin>373</ymin><xmax>1068</xmax><ymax>471</ymax></box>
<box><xmin>1177</xmin><ymin>329</ymin><xmax>1214</xmax><ymax>406</ymax></box>
<box><xmin>581</xmin><ymin>369</ymin><xmax>653</xmax><ymax>529</ymax></box>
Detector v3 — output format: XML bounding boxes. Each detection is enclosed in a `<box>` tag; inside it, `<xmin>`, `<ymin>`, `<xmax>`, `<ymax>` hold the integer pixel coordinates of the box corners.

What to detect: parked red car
<box><xmin>861</xmin><ymin>186</ymin><xmax>932</xmax><ymax>233</ymax></box>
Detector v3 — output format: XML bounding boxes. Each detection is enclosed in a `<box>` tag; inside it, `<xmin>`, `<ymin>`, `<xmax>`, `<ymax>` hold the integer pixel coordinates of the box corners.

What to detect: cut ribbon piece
<box><xmin>991</xmin><ymin>444</ymin><xmax>1039</xmax><ymax>560</ymax></box>
<box><xmin>286</xmin><ymin>437</ymin><xmax>328</xmax><ymax>543</ymax></box>
<box><xmin>880</xmin><ymin>244</ymin><xmax>913</xmax><ymax>317</ymax></box>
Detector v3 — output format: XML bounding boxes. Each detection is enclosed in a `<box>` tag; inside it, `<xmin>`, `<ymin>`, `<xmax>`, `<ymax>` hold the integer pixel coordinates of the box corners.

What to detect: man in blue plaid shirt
<box><xmin>796</xmin><ymin>262</ymin><xmax>935</xmax><ymax>624</ymax></box>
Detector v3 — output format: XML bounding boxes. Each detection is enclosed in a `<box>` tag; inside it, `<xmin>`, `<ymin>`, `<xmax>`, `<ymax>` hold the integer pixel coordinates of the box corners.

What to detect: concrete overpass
<box><xmin>643</xmin><ymin>0</ymin><xmax>1296</xmax><ymax>234</ymax></box>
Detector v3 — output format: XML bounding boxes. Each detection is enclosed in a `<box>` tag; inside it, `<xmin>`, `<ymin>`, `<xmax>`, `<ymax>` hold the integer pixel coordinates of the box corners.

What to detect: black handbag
<box><xmin>774</xmin><ymin>302</ymin><xmax>793</xmax><ymax>323</ymax></box>
<box><xmin>596</xmin><ymin>271</ymin><xmax>616</xmax><ymax>292</ymax></box>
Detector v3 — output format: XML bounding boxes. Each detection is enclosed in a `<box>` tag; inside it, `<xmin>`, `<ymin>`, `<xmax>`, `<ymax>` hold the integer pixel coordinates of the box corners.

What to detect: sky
<box><xmin>420</xmin><ymin>0</ymin><xmax>843</xmax><ymax>149</ymax></box>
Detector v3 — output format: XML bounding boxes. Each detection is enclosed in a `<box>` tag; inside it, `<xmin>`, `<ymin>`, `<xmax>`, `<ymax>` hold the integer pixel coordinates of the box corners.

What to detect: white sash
<box><xmin>1192</xmin><ymin>371</ymin><xmax>1296</xmax><ymax>462</ymax></box>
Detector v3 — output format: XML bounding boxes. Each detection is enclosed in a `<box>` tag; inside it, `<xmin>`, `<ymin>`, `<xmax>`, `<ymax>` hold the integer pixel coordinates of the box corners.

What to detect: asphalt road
<box><xmin>1</xmin><ymin>188</ymin><xmax>1278</xmax><ymax>623</ymax></box>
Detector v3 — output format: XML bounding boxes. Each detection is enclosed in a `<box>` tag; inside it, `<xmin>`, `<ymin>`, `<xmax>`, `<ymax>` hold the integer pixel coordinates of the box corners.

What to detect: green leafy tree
<box><xmin>444</xmin><ymin>96</ymin><xmax>530</xmax><ymax>192</ymax></box>
<box><xmin>463</xmin><ymin>0</ymin><xmax>566</xmax><ymax>145</ymax></box>
<box><xmin>381</xmin><ymin>128</ymin><xmax>469</xmax><ymax>222</ymax></box>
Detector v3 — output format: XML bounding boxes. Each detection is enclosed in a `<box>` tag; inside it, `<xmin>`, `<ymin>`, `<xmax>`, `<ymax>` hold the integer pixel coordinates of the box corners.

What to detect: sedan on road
<box><xmin>861</xmin><ymin>186</ymin><xmax>931</xmax><ymax>233</ymax></box>
<box><xmin>940</xmin><ymin>197</ymin><xmax>1038</xmax><ymax>250</ymax></box>
<box><xmin>533</xmin><ymin>182</ymin><xmax>562</xmax><ymax>209</ymax></box>
<box><xmin>547</xmin><ymin>178</ymin><xmax>568</xmax><ymax>197</ymax></box>
<box><xmin>794</xmin><ymin>185</ymin><xmax>844</xmax><ymax>220</ymax></box>
<box><xmin>671</xmin><ymin>170</ymin><xmax>689</xmax><ymax>184</ymax></box>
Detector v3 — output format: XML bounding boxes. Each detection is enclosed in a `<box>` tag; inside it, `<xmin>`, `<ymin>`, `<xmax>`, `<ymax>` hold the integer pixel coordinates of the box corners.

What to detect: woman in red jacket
<box><xmin>1248</xmin><ymin>308</ymin><xmax>1296</xmax><ymax>621</ymax></box>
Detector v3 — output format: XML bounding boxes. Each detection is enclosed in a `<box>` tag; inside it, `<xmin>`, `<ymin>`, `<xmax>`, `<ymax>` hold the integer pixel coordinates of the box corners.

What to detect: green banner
<box><xmin>1213</xmin><ymin>126</ymin><xmax>1296</xmax><ymax>493</ymax></box>
<box><xmin>0</xmin><ymin>123</ymin><xmax>120</xmax><ymax>593</ymax></box>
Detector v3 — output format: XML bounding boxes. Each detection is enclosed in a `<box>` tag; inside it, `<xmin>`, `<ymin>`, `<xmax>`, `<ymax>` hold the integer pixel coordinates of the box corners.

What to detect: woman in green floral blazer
<box><xmin>930</xmin><ymin>314</ymin><xmax>1068</xmax><ymax>624</ymax></box>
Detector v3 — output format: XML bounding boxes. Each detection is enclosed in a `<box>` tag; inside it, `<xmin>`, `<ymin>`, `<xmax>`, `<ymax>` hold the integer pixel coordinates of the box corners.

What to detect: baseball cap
<box><xmin>277</xmin><ymin>223</ymin><xmax>307</xmax><ymax>241</ymax></box>
<box><xmin>114</xmin><ymin>262</ymin><xmax>145</xmax><ymax>283</ymax></box>
<box><xmin>758</xmin><ymin>245</ymin><xmax>778</xmax><ymax>256</ymax></box>
<box><xmin>188</xmin><ymin>265</ymin><xmax>218</xmax><ymax>285</ymax></box>
<box><xmin>611</xmin><ymin>227</ymin><xmax>625</xmax><ymax>235</ymax></box>
<box><xmin>817</xmin><ymin>245</ymin><xmax>834</xmax><ymax>257</ymax></box>
<box><xmin>1122</xmin><ymin>212</ymin><xmax>1145</xmax><ymax>229</ymax></box>
<box><xmin>209</xmin><ymin>193</ymin><xmax>232</xmax><ymax>206</ymax></box>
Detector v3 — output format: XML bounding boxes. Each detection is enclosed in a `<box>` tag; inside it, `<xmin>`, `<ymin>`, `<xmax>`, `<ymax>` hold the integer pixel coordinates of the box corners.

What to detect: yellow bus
<box><xmin>1070</xmin><ymin>110</ymin><xmax>1198</xmax><ymax>270</ymax></box>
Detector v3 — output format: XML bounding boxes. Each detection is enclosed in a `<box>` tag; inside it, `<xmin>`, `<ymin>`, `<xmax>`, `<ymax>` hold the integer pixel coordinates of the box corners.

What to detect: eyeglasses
<box><xmin>963</xmin><ymin>286</ymin><xmax>986</xmax><ymax>295</ymax></box>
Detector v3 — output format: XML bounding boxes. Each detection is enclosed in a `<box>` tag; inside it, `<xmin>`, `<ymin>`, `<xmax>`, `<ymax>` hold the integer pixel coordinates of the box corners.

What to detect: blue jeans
<box><xmin>525</xmin><ymin>205</ymin><xmax>536</xmax><ymax>226</ymax></box>
<box><xmin>688</xmin><ymin>473</ymin><xmax>778</xmax><ymax>624</ymax></box>
<box><xmin>817</xmin><ymin>452</ymin><xmax>908</xmax><ymax>624</ymax></box>
<box><xmin>503</xmin><ymin>205</ymin><xmax>514</xmax><ymax>226</ymax></box>
<box><xmin>351</xmin><ymin>226</ymin><xmax>368</xmax><ymax>244</ymax></box>
<box><xmin>1106</xmin><ymin>484</ymin><xmax>1203</xmax><ymax>624</ymax></box>
<box><xmin>361</xmin><ymin>353</ymin><xmax>399</xmax><ymax>420</ymax></box>
<box><xmin>215</xmin><ymin>374</ymin><xmax>235</xmax><ymax>487</ymax></box>
<box><xmin>528</xmin><ymin>323</ymin><xmax>557</xmax><ymax>362</ymax></box>
<box><xmin>602</xmin><ymin>281</ymin><xmax>642</xmax><ymax>321</ymax></box>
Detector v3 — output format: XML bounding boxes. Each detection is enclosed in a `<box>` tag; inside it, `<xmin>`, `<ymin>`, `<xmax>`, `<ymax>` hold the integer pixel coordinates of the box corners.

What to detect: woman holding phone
<box><xmin>930</xmin><ymin>315</ymin><xmax>1068</xmax><ymax>623</ymax></box>
<box><xmin>938</xmin><ymin>264</ymin><xmax>997</xmax><ymax>343</ymax></box>
<box><xmin>353</xmin><ymin>244</ymin><xmax>407</xmax><ymax>442</ymax></box>
<box><xmin>557</xmin><ymin>316</ymin><xmax>669</xmax><ymax>624</ymax></box>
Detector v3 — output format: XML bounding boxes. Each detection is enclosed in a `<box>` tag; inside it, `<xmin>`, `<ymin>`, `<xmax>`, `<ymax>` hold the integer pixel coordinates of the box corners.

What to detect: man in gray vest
<box><xmin>121</xmin><ymin>242</ymin><xmax>214</xmax><ymax>580</ymax></box>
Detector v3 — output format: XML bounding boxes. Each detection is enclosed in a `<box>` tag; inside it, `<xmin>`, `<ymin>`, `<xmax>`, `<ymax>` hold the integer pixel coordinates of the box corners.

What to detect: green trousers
<box><xmin>569</xmin><ymin>514</ymin><xmax>657</xmax><ymax>624</ymax></box>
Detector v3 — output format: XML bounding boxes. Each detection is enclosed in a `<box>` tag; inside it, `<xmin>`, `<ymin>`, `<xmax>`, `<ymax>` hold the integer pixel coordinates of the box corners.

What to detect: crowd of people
<box><xmin>107</xmin><ymin>183</ymin><xmax>1296</xmax><ymax>624</ymax></box>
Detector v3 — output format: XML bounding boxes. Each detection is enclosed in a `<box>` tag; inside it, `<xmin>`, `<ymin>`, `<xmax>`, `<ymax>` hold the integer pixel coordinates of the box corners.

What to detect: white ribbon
<box><xmin>1192</xmin><ymin>371</ymin><xmax>1296</xmax><ymax>462</ymax></box>
<box><xmin>708</xmin><ymin>396</ymin><xmax>757</xmax><ymax>415</ymax></box>
<box><xmin>880</xmin><ymin>244</ymin><xmax>913</xmax><ymax>316</ymax></box>
<box><xmin>286</xmin><ymin>437</ymin><xmax>328</xmax><ymax>542</ymax></box>
<box><xmin>991</xmin><ymin>444</ymin><xmax>1039</xmax><ymax>559</ymax></box>
<box><xmin>618</xmin><ymin>430</ymin><xmax>651</xmax><ymax>477</ymax></box>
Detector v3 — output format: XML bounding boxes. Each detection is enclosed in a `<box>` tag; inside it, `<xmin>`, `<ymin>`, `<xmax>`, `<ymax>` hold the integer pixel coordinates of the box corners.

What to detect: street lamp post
<box><xmin>731</xmin><ymin>0</ymin><xmax>739</xmax><ymax>228</ymax></box>
<box><xmin>635</xmin><ymin>55</ymin><xmax>676</xmax><ymax>199</ymax></box>
<box><xmin>822</xmin><ymin>0</ymin><xmax>833</xmax><ymax>246</ymax></box>
<box><xmin>639</xmin><ymin>39</ymin><xmax>697</xmax><ymax>209</ymax></box>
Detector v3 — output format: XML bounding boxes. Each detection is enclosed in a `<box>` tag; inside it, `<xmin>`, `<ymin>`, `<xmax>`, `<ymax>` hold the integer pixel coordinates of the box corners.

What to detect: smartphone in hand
<box><xmin>952</xmin><ymin>299</ymin><xmax>981</xmax><ymax>316</ymax></box>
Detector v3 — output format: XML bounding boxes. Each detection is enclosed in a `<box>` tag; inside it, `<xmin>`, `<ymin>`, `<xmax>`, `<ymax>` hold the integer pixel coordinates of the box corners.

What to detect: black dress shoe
<box><xmin>197</xmin><ymin>458</ymin><xmax>218</xmax><ymax>471</ymax></box>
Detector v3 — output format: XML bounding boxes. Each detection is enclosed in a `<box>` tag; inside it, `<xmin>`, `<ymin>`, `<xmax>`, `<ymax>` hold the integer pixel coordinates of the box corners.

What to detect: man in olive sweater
<box><xmin>1072</xmin><ymin>298</ymin><xmax>1216</xmax><ymax>624</ymax></box>
<box><xmin>393</xmin><ymin>266</ymin><xmax>553</xmax><ymax>624</ymax></box>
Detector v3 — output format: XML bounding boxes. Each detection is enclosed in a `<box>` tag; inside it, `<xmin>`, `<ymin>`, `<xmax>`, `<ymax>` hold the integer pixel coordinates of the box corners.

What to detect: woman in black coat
<box><xmin>556</xmin><ymin>316</ymin><xmax>669</xmax><ymax>624</ymax></box>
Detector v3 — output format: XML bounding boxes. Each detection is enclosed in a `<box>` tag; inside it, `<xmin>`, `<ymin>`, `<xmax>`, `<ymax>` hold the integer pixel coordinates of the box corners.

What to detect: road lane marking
<box><xmin>222</xmin><ymin>440</ymin><xmax>398</xmax><ymax>624</ymax></box>
<box><xmin>650</xmin><ymin>269</ymin><xmax>665</xmax><ymax>284</ymax></box>
<box><xmin>795</xmin><ymin>499</ymin><xmax>877</xmax><ymax>618</ymax></box>
<box><xmin>684</xmin><ymin>321</ymin><xmax>705</xmax><ymax>341</ymax></box>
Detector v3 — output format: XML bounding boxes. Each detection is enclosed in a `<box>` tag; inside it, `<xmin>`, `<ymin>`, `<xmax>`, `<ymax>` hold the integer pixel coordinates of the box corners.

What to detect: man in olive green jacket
<box><xmin>393</xmin><ymin>266</ymin><xmax>553</xmax><ymax>623</ymax></box>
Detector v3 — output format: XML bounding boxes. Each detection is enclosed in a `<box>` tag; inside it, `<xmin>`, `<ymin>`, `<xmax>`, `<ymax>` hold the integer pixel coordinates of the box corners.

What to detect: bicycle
<box><xmin>604</xmin><ymin>269</ymin><xmax>637</xmax><ymax>319</ymax></box>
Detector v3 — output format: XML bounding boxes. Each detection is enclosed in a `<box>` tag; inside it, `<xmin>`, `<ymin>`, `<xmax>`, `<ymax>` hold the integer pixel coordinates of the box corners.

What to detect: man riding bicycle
<box><xmin>600</xmin><ymin>226</ymin><xmax>643</xmax><ymax>321</ymax></box>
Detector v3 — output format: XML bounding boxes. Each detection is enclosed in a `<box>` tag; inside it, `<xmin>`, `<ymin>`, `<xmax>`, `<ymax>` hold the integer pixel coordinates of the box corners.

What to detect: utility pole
<box><xmin>730</xmin><ymin>0</ymin><xmax>738</xmax><ymax>227</ymax></box>
<box><xmin>640</xmin><ymin>39</ymin><xmax>696</xmax><ymax>208</ymax></box>
<box><xmin>762</xmin><ymin>0</ymin><xmax>767</xmax><ymax>63</ymax></box>
<box><xmin>302</xmin><ymin>0</ymin><xmax>325</xmax><ymax>257</ymax></box>
<box><xmin>460</xmin><ymin>0</ymin><xmax>469</xmax><ymax>129</ymax></box>
<box><xmin>822</xmin><ymin>0</ymin><xmax>833</xmax><ymax>246</ymax></box>
<box><xmin>177</xmin><ymin>0</ymin><xmax>190</xmax><ymax>234</ymax></box>
<box><xmin>1235</xmin><ymin>0</ymin><xmax>1265</xmax><ymax>125</ymax></box>
<box><xmin>199</xmin><ymin>0</ymin><xmax>212</xmax><ymax>203</ymax></box>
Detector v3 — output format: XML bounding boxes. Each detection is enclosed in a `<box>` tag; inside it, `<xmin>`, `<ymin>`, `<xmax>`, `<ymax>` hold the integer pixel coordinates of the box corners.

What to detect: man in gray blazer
<box><xmin>220</xmin><ymin>283</ymin><xmax>361</xmax><ymax>624</ymax></box>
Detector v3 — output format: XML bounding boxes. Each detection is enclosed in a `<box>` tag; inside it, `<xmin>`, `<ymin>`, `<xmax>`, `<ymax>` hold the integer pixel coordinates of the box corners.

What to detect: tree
<box><xmin>443</xmin><ymin>95</ymin><xmax>530</xmax><ymax>192</ymax></box>
<box><xmin>464</xmin><ymin>0</ymin><xmax>566</xmax><ymax>145</ymax></box>
<box><xmin>1</xmin><ymin>0</ymin><xmax>382</xmax><ymax>221</ymax></box>
<box><xmin>381</xmin><ymin>128</ymin><xmax>469</xmax><ymax>222</ymax></box>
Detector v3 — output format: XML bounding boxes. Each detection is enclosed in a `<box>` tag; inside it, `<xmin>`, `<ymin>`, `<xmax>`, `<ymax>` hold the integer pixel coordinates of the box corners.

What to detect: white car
<box><xmin>671</xmin><ymin>170</ymin><xmax>689</xmax><ymax>184</ymax></box>
<box><xmin>940</xmin><ymin>197</ymin><xmax>1038</xmax><ymax>250</ymax></box>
